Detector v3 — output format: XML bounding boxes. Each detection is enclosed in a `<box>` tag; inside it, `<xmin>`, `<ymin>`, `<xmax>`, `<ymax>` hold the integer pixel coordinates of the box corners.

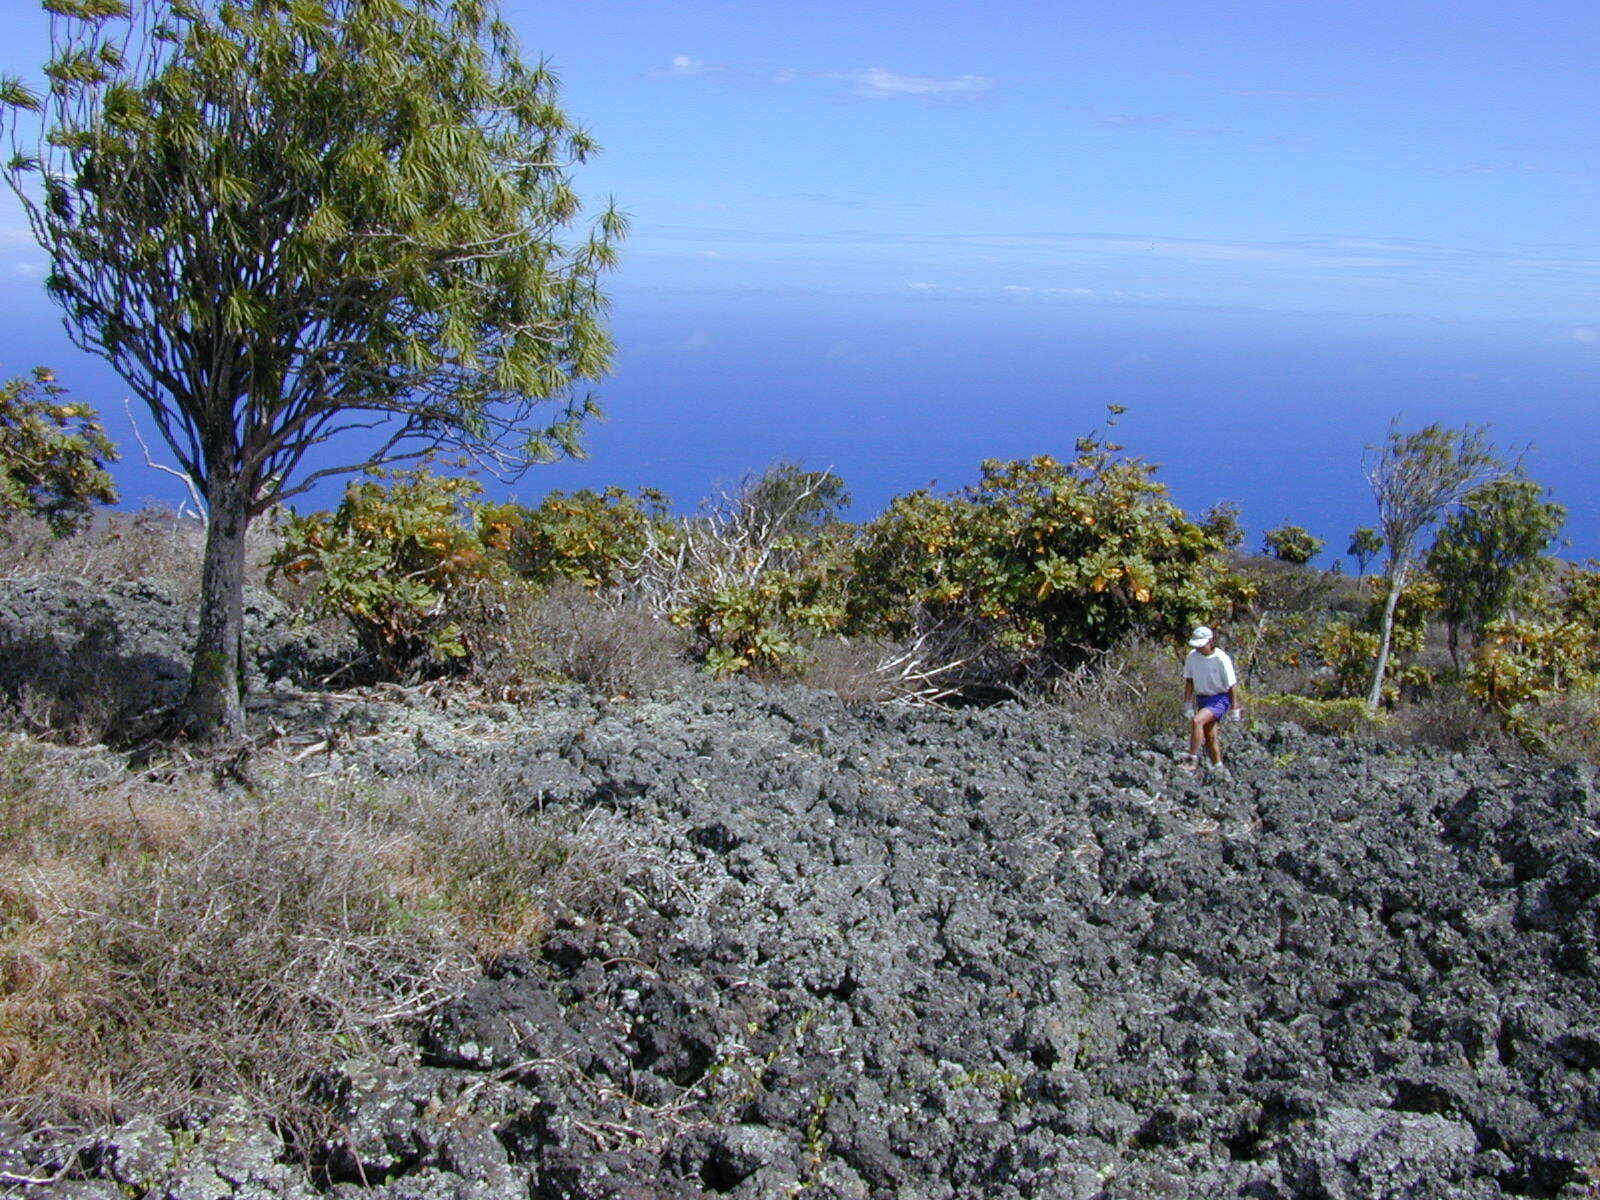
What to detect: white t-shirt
<box><xmin>1184</xmin><ymin>647</ymin><xmax>1237</xmax><ymax>696</ymax></box>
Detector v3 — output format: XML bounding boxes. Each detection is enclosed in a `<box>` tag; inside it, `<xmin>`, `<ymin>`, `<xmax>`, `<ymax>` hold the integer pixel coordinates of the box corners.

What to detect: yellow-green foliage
<box><xmin>674</xmin><ymin>526</ymin><xmax>853</xmax><ymax>679</ymax></box>
<box><xmin>0</xmin><ymin>368</ymin><xmax>118</xmax><ymax>536</ymax></box>
<box><xmin>1262</xmin><ymin>524</ymin><xmax>1323</xmax><ymax>565</ymax></box>
<box><xmin>849</xmin><ymin>431</ymin><xmax>1242</xmax><ymax>666</ymax></box>
<box><xmin>1466</xmin><ymin>564</ymin><xmax>1600</xmax><ymax>752</ymax></box>
<box><xmin>272</xmin><ymin>468</ymin><xmax>506</xmax><ymax>679</ymax></box>
<box><xmin>483</xmin><ymin>487</ymin><xmax>676</xmax><ymax>592</ymax></box>
<box><xmin>1316</xmin><ymin>575</ymin><xmax>1439</xmax><ymax>703</ymax></box>
<box><xmin>1249</xmin><ymin>693</ymin><xmax>1390</xmax><ymax>735</ymax></box>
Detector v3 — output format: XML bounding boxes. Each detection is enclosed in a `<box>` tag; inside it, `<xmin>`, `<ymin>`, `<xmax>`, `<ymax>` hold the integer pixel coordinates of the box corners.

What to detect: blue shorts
<box><xmin>1197</xmin><ymin>693</ymin><xmax>1232</xmax><ymax>719</ymax></box>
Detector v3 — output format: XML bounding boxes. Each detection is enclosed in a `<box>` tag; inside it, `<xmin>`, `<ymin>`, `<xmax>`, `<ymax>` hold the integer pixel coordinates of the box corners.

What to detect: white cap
<box><xmin>1188</xmin><ymin>625</ymin><xmax>1214</xmax><ymax>648</ymax></box>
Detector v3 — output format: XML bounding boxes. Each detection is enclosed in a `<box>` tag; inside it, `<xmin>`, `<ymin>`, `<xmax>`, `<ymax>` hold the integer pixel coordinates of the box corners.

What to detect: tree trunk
<box><xmin>186</xmin><ymin>476</ymin><xmax>250</xmax><ymax>739</ymax></box>
<box><xmin>1366</xmin><ymin>567</ymin><xmax>1405</xmax><ymax>711</ymax></box>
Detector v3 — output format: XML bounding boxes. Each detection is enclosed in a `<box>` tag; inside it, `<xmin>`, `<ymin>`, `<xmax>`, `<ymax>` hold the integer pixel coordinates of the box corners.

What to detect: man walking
<box><xmin>1181</xmin><ymin>625</ymin><xmax>1240</xmax><ymax>774</ymax></box>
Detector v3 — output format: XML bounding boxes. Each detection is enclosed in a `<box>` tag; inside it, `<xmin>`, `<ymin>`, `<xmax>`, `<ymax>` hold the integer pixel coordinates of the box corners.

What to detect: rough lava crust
<box><xmin>3</xmin><ymin>582</ymin><xmax>1598</xmax><ymax>1199</ymax></box>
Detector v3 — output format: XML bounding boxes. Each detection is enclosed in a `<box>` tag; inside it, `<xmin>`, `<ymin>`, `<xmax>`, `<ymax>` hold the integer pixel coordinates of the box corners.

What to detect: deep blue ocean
<box><xmin>2</xmin><ymin>279</ymin><xmax>1595</xmax><ymax>566</ymax></box>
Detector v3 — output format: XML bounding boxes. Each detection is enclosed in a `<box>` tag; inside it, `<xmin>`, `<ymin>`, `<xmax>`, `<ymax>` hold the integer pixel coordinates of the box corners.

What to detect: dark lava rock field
<box><xmin>345</xmin><ymin>683</ymin><xmax>1600</xmax><ymax>1200</ymax></box>
<box><xmin>3</xmin><ymin>580</ymin><xmax>1599</xmax><ymax>1199</ymax></box>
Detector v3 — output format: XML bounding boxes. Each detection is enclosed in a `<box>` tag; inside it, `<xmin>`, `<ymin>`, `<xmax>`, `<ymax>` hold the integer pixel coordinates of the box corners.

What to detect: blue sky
<box><xmin>0</xmin><ymin>0</ymin><xmax>1596</xmax><ymax>558</ymax></box>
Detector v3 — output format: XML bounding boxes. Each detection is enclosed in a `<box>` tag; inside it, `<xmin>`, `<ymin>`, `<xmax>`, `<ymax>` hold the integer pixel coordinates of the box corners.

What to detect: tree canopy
<box><xmin>1427</xmin><ymin>476</ymin><xmax>1565</xmax><ymax>665</ymax></box>
<box><xmin>1262</xmin><ymin>524</ymin><xmax>1323</xmax><ymax>566</ymax></box>
<box><xmin>1361</xmin><ymin>421</ymin><xmax>1503</xmax><ymax>708</ymax></box>
<box><xmin>3</xmin><ymin>0</ymin><xmax>623</xmax><ymax>735</ymax></box>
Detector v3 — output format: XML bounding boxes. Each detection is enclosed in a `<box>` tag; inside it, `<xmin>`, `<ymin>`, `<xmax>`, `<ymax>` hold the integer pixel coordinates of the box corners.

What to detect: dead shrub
<box><xmin>798</xmin><ymin>634</ymin><xmax>985</xmax><ymax>704</ymax></box>
<box><xmin>0</xmin><ymin>506</ymin><xmax>205</xmax><ymax>595</ymax></box>
<box><xmin>1491</xmin><ymin>688</ymin><xmax>1600</xmax><ymax>766</ymax></box>
<box><xmin>798</xmin><ymin>636</ymin><xmax>899</xmax><ymax>702</ymax></box>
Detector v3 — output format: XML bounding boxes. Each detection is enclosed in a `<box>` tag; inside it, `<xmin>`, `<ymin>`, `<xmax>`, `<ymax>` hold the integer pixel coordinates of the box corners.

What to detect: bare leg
<box><xmin>1189</xmin><ymin>708</ymin><xmax>1217</xmax><ymax>758</ymax></box>
<box><xmin>1204</xmin><ymin>719</ymin><xmax>1222</xmax><ymax>765</ymax></box>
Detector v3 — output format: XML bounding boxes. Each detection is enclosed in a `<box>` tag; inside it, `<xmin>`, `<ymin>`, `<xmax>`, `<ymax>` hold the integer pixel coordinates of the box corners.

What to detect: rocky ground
<box><xmin>2</xmin><ymin>580</ymin><xmax>1599</xmax><ymax>1199</ymax></box>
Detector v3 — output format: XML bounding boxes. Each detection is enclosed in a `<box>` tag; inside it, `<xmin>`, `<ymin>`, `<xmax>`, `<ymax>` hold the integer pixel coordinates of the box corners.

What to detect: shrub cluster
<box><xmin>3</xmin><ymin>375</ymin><xmax>1596</xmax><ymax>761</ymax></box>
<box><xmin>266</xmin><ymin>429</ymin><xmax>1250</xmax><ymax>703</ymax></box>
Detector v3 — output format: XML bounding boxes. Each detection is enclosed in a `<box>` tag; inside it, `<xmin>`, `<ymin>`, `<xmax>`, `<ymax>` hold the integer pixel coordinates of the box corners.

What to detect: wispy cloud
<box><xmin>846</xmin><ymin>67</ymin><xmax>993</xmax><ymax>99</ymax></box>
<box><xmin>1423</xmin><ymin>160</ymin><xmax>1592</xmax><ymax>178</ymax></box>
<box><xmin>1230</xmin><ymin>87</ymin><xmax>1323</xmax><ymax>101</ymax></box>
<box><xmin>653</xmin><ymin>58</ymin><xmax>994</xmax><ymax>101</ymax></box>
<box><xmin>1573</xmin><ymin>326</ymin><xmax>1599</xmax><ymax>344</ymax></box>
<box><xmin>1096</xmin><ymin>111</ymin><xmax>1176</xmax><ymax>130</ymax></box>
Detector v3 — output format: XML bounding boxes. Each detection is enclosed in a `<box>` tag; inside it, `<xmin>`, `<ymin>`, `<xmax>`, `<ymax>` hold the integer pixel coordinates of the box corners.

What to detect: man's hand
<box><xmin>1182</xmin><ymin>703</ymin><xmax>1196</xmax><ymax>718</ymax></box>
<box><xmin>1229</xmin><ymin>706</ymin><xmax>1244</xmax><ymax>723</ymax></box>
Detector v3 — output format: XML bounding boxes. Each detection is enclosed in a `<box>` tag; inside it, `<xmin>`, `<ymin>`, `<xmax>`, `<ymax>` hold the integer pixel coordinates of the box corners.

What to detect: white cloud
<box><xmin>12</xmin><ymin>260</ymin><xmax>43</xmax><ymax>278</ymax></box>
<box><xmin>1573</xmin><ymin>326</ymin><xmax>1599</xmax><ymax>343</ymax></box>
<box><xmin>849</xmin><ymin>67</ymin><xmax>993</xmax><ymax>99</ymax></box>
<box><xmin>657</xmin><ymin>54</ymin><xmax>719</xmax><ymax>78</ymax></box>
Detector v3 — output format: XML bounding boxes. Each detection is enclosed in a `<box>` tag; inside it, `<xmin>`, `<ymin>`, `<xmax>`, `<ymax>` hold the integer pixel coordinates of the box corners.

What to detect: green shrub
<box><xmin>1248</xmin><ymin>693</ymin><xmax>1390</xmax><ymax>736</ymax></box>
<box><xmin>1314</xmin><ymin>575</ymin><xmax>1439</xmax><ymax>703</ymax></box>
<box><xmin>1262</xmin><ymin>524</ymin><xmax>1323</xmax><ymax>565</ymax></box>
<box><xmin>484</xmin><ymin>486</ymin><xmax>677</xmax><ymax>592</ymax></box>
<box><xmin>669</xmin><ymin>524</ymin><xmax>853</xmax><ymax>678</ymax></box>
<box><xmin>271</xmin><ymin>467</ymin><xmax>505</xmax><ymax>680</ymax></box>
<box><xmin>848</xmin><ymin>430</ymin><xmax>1242</xmax><ymax>690</ymax></box>
<box><xmin>0</xmin><ymin>368</ymin><xmax>118</xmax><ymax>536</ymax></box>
<box><xmin>618</xmin><ymin>464</ymin><xmax>856</xmax><ymax>679</ymax></box>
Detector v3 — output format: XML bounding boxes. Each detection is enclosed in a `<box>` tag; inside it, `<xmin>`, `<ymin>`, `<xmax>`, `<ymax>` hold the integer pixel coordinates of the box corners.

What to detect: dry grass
<box><xmin>0</xmin><ymin>620</ymin><xmax>172</xmax><ymax>747</ymax></box>
<box><xmin>1044</xmin><ymin>636</ymin><xmax>1187</xmax><ymax>741</ymax></box>
<box><xmin>0</xmin><ymin>730</ymin><xmax>672</xmax><ymax>1139</ymax></box>
<box><xmin>797</xmin><ymin>636</ymin><xmax>901</xmax><ymax>702</ymax></box>
<box><xmin>0</xmin><ymin>504</ymin><xmax>283</xmax><ymax>597</ymax></box>
<box><xmin>471</xmin><ymin>580</ymin><xmax>690</xmax><ymax>698</ymax></box>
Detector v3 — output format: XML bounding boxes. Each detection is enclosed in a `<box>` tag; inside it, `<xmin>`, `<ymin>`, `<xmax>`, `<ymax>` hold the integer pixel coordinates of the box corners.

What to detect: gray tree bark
<box><xmin>1366</xmin><ymin>566</ymin><xmax>1406</xmax><ymax>711</ymax></box>
<box><xmin>185</xmin><ymin>474</ymin><xmax>249</xmax><ymax>738</ymax></box>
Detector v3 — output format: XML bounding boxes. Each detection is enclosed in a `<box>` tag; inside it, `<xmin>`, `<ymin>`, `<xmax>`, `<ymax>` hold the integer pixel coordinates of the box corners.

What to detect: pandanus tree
<box><xmin>2</xmin><ymin>0</ymin><xmax>623</xmax><ymax>737</ymax></box>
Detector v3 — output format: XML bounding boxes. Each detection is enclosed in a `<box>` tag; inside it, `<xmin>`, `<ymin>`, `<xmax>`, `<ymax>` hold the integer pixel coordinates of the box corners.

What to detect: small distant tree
<box><xmin>1347</xmin><ymin>527</ymin><xmax>1384</xmax><ymax>576</ymax></box>
<box><xmin>1262</xmin><ymin>524</ymin><xmax>1323</xmax><ymax>565</ymax></box>
<box><xmin>1426</xmin><ymin>477</ymin><xmax>1565</xmax><ymax>669</ymax></box>
<box><xmin>736</xmin><ymin>461</ymin><xmax>851</xmax><ymax>540</ymax></box>
<box><xmin>1362</xmin><ymin>421</ymin><xmax>1503</xmax><ymax>710</ymax></box>
<box><xmin>0</xmin><ymin>367</ymin><xmax>117</xmax><ymax>534</ymax></box>
<box><xmin>4</xmin><ymin>0</ymin><xmax>622</xmax><ymax>736</ymax></box>
<box><xmin>1199</xmin><ymin>501</ymin><xmax>1245</xmax><ymax>551</ymax></box>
